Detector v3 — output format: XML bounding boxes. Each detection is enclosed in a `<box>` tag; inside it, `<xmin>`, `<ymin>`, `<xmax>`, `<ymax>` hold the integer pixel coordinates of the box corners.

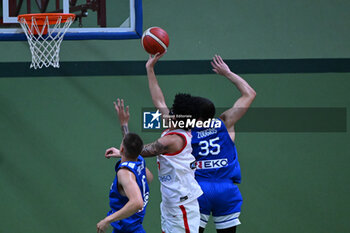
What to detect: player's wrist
<box><xmin>146</xmin><ymin>66</ymin><xmax>155</xmax><ymax>72</ymax></box>
<box><xmin>104</xmin><ymin>216</ymin><xmax>114</xmax><ymax>224</ymax></box>
<box><xmin>222</xmin><ymin>70</ymin><xmax>233</xmax><ymax>76</ymax></box>
<box><xmin>223</xmin><ymin>71</ymin><xmax>236</xmax><ymax>79</ymax></box>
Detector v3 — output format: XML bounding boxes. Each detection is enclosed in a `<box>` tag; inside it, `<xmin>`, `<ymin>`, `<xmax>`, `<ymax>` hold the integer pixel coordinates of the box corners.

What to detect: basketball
<box><xmin>141</xmin><ymin>27</ymin><xmax>169</xmax><ymax>55</ymax></box>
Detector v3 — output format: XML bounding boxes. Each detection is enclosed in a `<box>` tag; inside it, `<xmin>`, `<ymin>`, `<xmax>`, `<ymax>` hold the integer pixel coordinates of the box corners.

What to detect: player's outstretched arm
<box><xmin>103</xmin><ymin>98</ymin><xmax>128</xmax><ymax>160</ymax></box>
<box><xmin>113</xmin><ymin>98</ymin><xmax>130</xmax><ymax>137</ymax></box>
<box><xmin>105</xmin><ymin>147</ymin><xmax>121</xmax><ymax>159</ymax></box>
<box><xmin>211</xmin><ymin>55</ymin><xmax>256</xmax><ymax>131</ymax></box>
<box><xmin>96</xmin><ymin>169</ymin><xmax>144</xmax><ymax>233</ymax></box>
<box><xmin>145</xmin><ymin>53</ymin><xmax>170</xmax><ymax>116</ymax></box>
<box><xmin>141</xmin><ymin>134</ymin><xmax>185</xmax><ymax>157</ymax></box>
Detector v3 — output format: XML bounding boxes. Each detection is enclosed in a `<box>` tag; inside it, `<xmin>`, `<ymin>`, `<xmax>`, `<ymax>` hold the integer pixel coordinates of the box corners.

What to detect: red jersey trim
<box><xmin>179</xmin><ymin>205</ymin><xmax>190</xmax><ymax>233</ymax></box>
<box><xmin>162</xmin><ymin>132</ymin><xmax>187</xmax><ymax>156</ymax></box>
<box><xmin>161</xmin><ymin>129</ymin><xmax>170</xmax><ymax>136</ymax></box>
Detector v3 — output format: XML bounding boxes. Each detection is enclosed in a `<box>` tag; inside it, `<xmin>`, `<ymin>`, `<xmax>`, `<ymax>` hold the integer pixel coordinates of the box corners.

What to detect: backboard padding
<box><xmin>0</xmin><ymin>0</ymin><xmax>143</xmax><ymax>40</ymax></box>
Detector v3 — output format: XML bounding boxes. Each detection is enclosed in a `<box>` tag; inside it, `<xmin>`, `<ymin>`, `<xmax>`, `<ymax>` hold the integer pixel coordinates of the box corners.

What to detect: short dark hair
<box><xmin>171</xmin><ymin>93</ymin><xmax>194</xmax><ymax>130</ymax></box>
<box><xmin>122</xmin><ymin>133</ymin><xmax>143</xmax><ymax>159</ymax></box>
<box><xmin>191</xmin><ymin>96</ymin><xmax>216</xmax><ymax>121</ymax></box>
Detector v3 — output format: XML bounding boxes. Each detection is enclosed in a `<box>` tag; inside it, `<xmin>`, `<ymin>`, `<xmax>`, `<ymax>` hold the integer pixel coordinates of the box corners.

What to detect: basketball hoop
<box><xmin>18</xmin><ymin>13</ymin><xmax>75</xmax><ymax>69</ymax></box>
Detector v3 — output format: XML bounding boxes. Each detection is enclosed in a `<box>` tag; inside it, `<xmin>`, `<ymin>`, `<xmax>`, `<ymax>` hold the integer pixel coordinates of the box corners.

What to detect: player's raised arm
<box><xmin>145</xmin><ymin>53</ymin><xmax>170</xmax><ymax>116</ymax></box>
<box><xmin>96</xmin><ymin>169</ymin><xmax>144</xmax><ymax>233</ymax></box>
<box><xmin>140</xmin><ymin>134</ymin><xmax>184</xmax><ymax>157</ymax></box>
<box><xmin>113</xmin><ymin>98</ymin><xmax>130</xmax><ymax>137</ymax></box>
<box><xmin>212</xmin><ymin>55</ymin><xmax>256</xmax><ymax>131</ymax></box>
<box><xmin>104</xmin><ymin>98</ymin><xmax>129</xmax><ymax>159</ymax></box>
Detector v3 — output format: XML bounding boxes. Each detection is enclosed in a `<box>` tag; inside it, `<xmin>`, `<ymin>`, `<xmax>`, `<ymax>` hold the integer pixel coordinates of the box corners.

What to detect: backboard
<box><xmin>0</xmin><ymin>0</ymin><xmax>142</xmax><ymax>40</ymax></box>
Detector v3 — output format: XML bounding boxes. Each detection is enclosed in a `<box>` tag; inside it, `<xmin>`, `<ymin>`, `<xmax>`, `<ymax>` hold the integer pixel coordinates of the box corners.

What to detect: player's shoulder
<box><xmin>117</xmin><ymin>167</ymin><xmax>137</xmax><ymax>184</ymax></box>
<box><xmin>161</xmin><ymin>130</ymin><xmax>189</xmax><ymax>144</ymax></box>
<box><xmin>162</xmin><ymin>128</ymin><xmax>189</xmax><ymax>136</ymax></box>
<box><xmin>117</xmin><ymin>166</ymin><xmax>135</xmax><ymax>180</ymax></box>
<box><xmin>120</xmin><ymin>161</ymin><xmax>137</xmax><ymax>170</ymax></box>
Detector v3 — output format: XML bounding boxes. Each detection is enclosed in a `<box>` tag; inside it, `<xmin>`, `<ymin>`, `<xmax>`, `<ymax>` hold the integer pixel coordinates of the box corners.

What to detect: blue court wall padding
<box><xmin>135</xmin><ymin>0</ymin><xmax>143</xmax><ymax>37</ymax></box>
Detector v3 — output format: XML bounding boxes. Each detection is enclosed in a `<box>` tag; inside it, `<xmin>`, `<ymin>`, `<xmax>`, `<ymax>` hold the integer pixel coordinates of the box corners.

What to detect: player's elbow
<box><xmin>131</xmin><ymin>198</ymin><xmax>144</xmax><ymax>212</ymax></box>
<box><xmin>250</xmin><ymin>89</ymin><xmax>256</xmax><ymax>99</ymax></box>
<box><xmin>245</xmin><ymin>88</ymin><xmax>256</xmax><ymax>100</ymax></box>
<box><xmin>147</xmin><ymin>175</ymin><xmax>154</xmax><ymax>184</ymax></box>
<box><xmin>155</xmin><ymin>100</ymin><xmax>166</xmax><ymax>110</ymax></box>
<box><xmin>146</xmin><ymin>171</ymin><xmax>154</xmax><ymax>184</ymax></box>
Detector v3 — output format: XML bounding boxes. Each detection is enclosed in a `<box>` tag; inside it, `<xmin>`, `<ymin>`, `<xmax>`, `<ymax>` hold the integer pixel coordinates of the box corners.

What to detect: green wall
<box><xmin>1</xmin><ymin>0</ymin><xmax>350</xmax><ymax>233</ymax></box>
<box><xmin>1</xmin><ymin>74</ymin><xmax>349</xmax><ymax>233</ymax></box>
<box><xmin>1</xmin><ymin>0</ymin><xmax>350</xmax><ymax>62</ymax></box>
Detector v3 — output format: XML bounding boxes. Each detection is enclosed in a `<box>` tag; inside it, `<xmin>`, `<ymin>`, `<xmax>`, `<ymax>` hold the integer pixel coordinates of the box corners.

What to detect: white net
<box><xmin>18</xmin><ymin>15</ymin><xmax>74</xmax><ymax>69</ymax></box>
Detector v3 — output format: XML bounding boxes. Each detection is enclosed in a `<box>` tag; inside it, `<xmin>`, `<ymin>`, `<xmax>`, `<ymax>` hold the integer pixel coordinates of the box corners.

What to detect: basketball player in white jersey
<box><xmin>143</xmin><ymin>53</ymin><xmax>256</xmax><ymax>233</ymax></box>
<box><xmin>106</xmin><ymin>98</ymin><xmax>203</xmax><ymax>233</ymax></box>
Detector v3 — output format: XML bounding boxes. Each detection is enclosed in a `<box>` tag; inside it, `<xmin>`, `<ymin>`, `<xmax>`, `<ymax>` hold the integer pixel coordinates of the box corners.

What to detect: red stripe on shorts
<box><xmin>179</xmin><ymin>205</ymin><xmax>190</xmax><ymax>233</ymax></box>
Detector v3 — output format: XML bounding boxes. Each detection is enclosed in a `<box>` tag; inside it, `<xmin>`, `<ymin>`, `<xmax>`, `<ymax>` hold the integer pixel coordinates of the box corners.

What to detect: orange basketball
<box><xmin>141</xmin><ymin>27</ymin><xmax>169</xmax><ymax>55</ymax></box>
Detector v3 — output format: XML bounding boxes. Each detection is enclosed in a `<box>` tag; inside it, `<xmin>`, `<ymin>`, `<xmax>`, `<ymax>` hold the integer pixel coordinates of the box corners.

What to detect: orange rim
<box><xmin>18</xmin><ymin>13</ymin><xmax>76</xmax><ymax>25</ymax></box>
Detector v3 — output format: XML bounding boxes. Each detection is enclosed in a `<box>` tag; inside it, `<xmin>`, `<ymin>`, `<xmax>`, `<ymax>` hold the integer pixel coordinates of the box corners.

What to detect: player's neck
<box><xmin>121</xmin><ymin>156</ymin><xmax>138</xmax><ymax>163</ymax></box>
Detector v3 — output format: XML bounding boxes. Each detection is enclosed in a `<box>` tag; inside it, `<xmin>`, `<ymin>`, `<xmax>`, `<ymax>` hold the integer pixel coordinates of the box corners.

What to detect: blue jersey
<box><xmin>108</xmin><ymin>156</ymin><xmax>150</xmax><ymax>233</ymax></box>
<box><xmin>191</xmin><ymin>118</ymin><xmax>241</xmax><ymax>183</ymax></box>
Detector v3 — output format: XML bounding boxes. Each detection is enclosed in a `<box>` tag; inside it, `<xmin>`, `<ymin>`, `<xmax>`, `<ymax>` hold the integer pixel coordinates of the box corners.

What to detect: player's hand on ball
<box><xmin>105</xmin><ymin>147</ymin><xmax>121</xmax><ymax>159</ymax></box>
<box><xmin>146</xmin><ymin>52</ymin><xmax>165</xmax><ymax>70</ymax></box>
<box><xmin>114</xmin><ymin>98</ymin><xmax>130</xmax><ymax>126</ymax></box>
<box><xmin>211</xmin><ymin>55</ymin><xmax>231</xmax><ymax>76</ymax></box>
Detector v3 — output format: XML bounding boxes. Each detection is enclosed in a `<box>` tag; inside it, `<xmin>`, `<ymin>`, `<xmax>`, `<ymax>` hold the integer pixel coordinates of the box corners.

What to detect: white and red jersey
<box><xmin>157</xmin><ymin>129</ymin><xmax>203</xmax><ymax>207</ymax></box>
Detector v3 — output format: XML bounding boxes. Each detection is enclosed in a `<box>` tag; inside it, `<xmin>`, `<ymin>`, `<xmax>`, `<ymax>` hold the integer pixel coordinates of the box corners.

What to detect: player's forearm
<box><xmin>146</xmin><ymin>68</ymin><xmax>167</xmax><ymax>111</ymax></box>
<box><xmin>140</xmin><ymin>140</ymin><xmax>168</xmax><ymax>157</ymax></box>
<box><xmin>105</xmin><ymin>200</ymin><xmax>143</xmax><ymax>222</ymax></box>
<box><xmin>225</xmin><ymin>72</ymin><xmax>256</xmax><ymax>98</ymax></box>
<box><xmin>120</xmin><ymin>124</ymin><xmax>129</xmax><ymax>137</ymax></box>
<box><xmin>140</xmin><ymin>145</ymin><xmax>158</xmax><ymax>157</ymax></box>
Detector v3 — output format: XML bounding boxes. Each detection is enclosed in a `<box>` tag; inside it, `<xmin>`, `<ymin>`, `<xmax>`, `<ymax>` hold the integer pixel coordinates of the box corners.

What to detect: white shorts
<box><xmin>161</xmin><ymin>199</ymin><xmax>200</xmax><ymax>233</ymax></box>
<box><xmin>200</xmin><ymin>212</ymin><xmax>241</xmax><ymax>229</ymax></box>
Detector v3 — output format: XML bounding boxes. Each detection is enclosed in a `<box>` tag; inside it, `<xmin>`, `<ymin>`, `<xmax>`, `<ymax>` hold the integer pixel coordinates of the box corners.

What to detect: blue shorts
<box><xmin>111</xmin><ymin>218</ymin><xmax>145</xmax><ymax>233</ymax></box>
<box><xmin>197</xmin><ymin>179</ymin><xmax>243</xmax><ymax>229</ymax></box>
<box><xmin>109</xmin><ymin>210</ymin><xmax>145</xmax><ymax>233</ymax></box>
<box><xmin>112</xmin><ymin>226</ymin><xmax>145</xmax><ymax>233</ymax></box>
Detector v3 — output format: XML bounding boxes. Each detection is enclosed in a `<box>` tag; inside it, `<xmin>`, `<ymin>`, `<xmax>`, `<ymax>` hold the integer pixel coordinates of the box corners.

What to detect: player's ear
<box><xmin>120</xmin><ymin>143</ymin><xmax>125</xmax><ymax>154</ymax></box>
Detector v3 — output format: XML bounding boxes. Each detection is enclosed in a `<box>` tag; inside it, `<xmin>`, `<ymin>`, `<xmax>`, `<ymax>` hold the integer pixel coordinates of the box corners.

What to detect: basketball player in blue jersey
<box><xmin>97</xmin><ymin>101</ymin><xmax>153</xmax><ymax>233</ymax></box>
<box><xmin>107</xmin><ymin>98</ymin><xmax>203</xmax><ymax>233</ymax></box>
<box><xmin>106</xmin><ymin>98</ymin><xmax>203</xmax><ymax>233</ymax></box>
<box><xmin>144</xmin><ymin>54</ymin><xmax>256</xmax><ymax>233</ymax></box>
